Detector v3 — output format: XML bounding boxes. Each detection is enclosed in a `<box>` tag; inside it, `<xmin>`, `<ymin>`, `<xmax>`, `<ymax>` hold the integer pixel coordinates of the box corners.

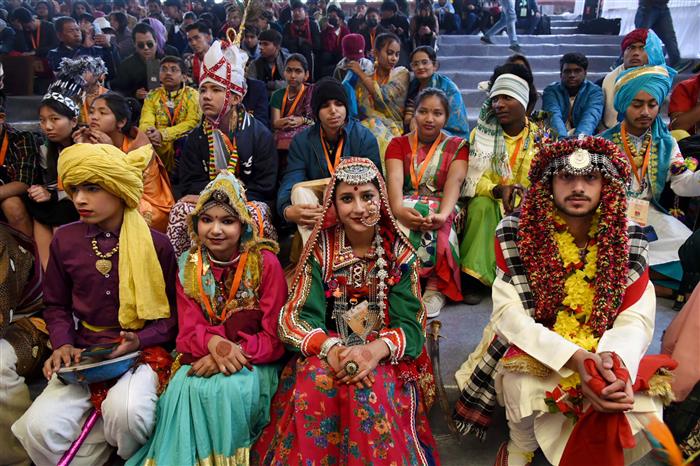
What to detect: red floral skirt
<box><xmin>251</xmin><ymin>354</ymin><xmax>440</xmax><ymax>465</ymax></box>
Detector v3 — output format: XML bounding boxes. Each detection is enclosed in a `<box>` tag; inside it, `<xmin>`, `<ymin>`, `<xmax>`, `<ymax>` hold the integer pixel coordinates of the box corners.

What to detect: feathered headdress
<box><xmin>58</xmin><ymin>56</ymin><xmax>108</xmax><ymax>81</ymax></box>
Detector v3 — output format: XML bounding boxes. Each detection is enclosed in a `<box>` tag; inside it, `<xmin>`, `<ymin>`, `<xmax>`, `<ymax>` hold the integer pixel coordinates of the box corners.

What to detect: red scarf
<box><xmin>290</xmin><ymin>18</ymin><xmax>311</xmax><ymax>42</ymax></box>
<box><xmin>192</xmin><ymin>54</ymin><xmax>202</xmax><ymax>85</ymax></box>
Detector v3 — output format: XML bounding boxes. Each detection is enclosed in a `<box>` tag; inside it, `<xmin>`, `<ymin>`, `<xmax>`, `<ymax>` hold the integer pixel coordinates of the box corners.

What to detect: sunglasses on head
<box><xmin>137</xmin><ymin>40</ymin><xmax>155</xmax><ymax>49</ymax></box>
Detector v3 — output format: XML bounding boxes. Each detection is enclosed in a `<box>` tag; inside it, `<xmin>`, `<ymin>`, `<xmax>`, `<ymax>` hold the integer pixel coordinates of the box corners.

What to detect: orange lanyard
<box><xmin>409</xmin><ymin>131</ymin><xmax>443</xmax><ymax>191</ymax></box>
<box><xmin>220</xmin><ymin>130</ymin><xmax>236</xmax><ymax>155</ymax></box>
<box><xmin>121</xmin><ymin>136</ymin><xmax>131</xmax><ymax>153</ymax></box>
<box><xmin>30</xmin><ymin>21</ymin><xmax>41</xmax><ymax>49</ymax></box>
<box><xmin>374</xmin><ymin>70</ymin><xmax>389</xmax><ymax>85</ymax></box>
<box><xmin>196</xmin><ymin>247</ymin><xmax>249</xmax><ymax>323</ymax></box>
<box><xmin>281</xmin><ymin>84</ymin><xmax>305</xmax><ymax>118</ymax></box>
<box><xmin>509</xmin><ymin>138</ymin><xmax>525</xmax><ymax>170</ymax></box>
<box><xmin>621</xmin><ymin>122</ymin><xmax>651</xmax><ymax>186</ymax></box>
<box><xmin>321</xmin><ymin>129</ymin><xmax>344</xmax><ymax>175</ymax></box>
<box><xmin>82</xmin><ymin>100</ymin><xmax>90</xmax><ymax>123</ymax></box>
<box><xmin>159</xmin><ymin>90</ymin><xmax>185</xmax><ymax>126</ymax></box>
<box><xmin>370</xmin><ymin>30</ymin><xmax>376</xmax><ymax>51</ymax></box>
<box><xmin>270</xmin><ymin>63</ymin><xmax>277</xmax><ymax>80</ymax></box>
<box><xmin>0</xmin><ymin>132</ymin><xmax>9</xmax><ymax>167</ymax></box>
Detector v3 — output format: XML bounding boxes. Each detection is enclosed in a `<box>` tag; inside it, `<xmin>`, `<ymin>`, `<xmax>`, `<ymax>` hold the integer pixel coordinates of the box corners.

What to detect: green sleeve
<box><xmin>387</xmin><ymin>258</ymin><xmax>425</xmax><ymax>358</ymax></box>
<box><xmin>286</xmin><ymin>257</ymin><xmax>328</xmax><ymax>352</ymax></box>
<box><xmin>270</xmin><ymin>87</ymin><xmax>285</xmax><ymax>110</ymax></box>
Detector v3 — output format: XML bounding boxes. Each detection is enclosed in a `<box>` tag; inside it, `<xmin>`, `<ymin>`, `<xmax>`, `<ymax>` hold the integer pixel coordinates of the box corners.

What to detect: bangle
<box><xmin>380</xmin><ymin>336</ymin><xmax>398</xmax><ymax>364</ymax></box>
<box><xmin>283</xmin><ymin>205</ymin><xmax>292</xmax><ymax>222</ymax></box>
<box><xmin>319</xmin><ymin>337</ymin><xmax>341</xmax><ymax>360</ymax></box>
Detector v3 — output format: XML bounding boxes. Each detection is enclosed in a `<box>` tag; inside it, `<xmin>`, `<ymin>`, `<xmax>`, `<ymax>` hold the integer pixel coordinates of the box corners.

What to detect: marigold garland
<box><xmin>519</xmin><ymin>137</ymin><xmax>631</xmax><ymax>336</ymax></box>
<box><xmin>523</xmin><ymin>137</ymin><xmax>632</xmax><ymax>421</ymax></box>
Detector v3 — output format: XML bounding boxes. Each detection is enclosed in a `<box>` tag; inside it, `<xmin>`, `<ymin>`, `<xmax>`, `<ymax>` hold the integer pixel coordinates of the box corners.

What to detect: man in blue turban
<box><xmin>600</xmin><ymin>64</ymin><xmax>700</xmax><ymax>288</ymax></box>
<box><xmin>601</xmin><ymin>28</ymin><xmax>666</xmax><ymax>130</ymax></box>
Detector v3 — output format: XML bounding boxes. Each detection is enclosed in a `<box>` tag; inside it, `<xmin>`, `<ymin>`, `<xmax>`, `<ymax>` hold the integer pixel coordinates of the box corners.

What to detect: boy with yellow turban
<box><xmin>12</xmin><ymin>143</ymin><xmax>178</xmax><ymax>465</ymax></box>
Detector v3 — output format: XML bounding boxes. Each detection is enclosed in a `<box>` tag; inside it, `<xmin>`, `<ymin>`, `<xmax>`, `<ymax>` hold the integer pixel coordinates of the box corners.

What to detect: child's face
<box><xmin>72</xmin><ymin>183</ymin><xmax>124</xmax><ymax>227</ymax></box>
<box><xmin>197</xmin><ymin>204</ymin><xmax>242</xmax><ymax>261</ymax></box>
<box><xmin>228</xmin><ymin>10</ymin><xmax>241</xmax><ymax>26</ymax></box>
<box><xmin>243</xmin><ymin>33</ymin><xmax>258</xmax><ymax>49</ymax></box>
<box><xmin>259</xmin><ymin>40</ymin><xmax>278</xmax><ymax>59</ymax></box>
<box><xmin>89</xmin><ymin>98</ymin><xmax>124</xmax><ymax>134</ymax></box>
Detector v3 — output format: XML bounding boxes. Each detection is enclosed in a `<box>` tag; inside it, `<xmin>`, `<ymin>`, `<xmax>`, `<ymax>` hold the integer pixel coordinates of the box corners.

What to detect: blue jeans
<box><xmin>485</xmin><ymin>0</ymin><xmax>518</xmax><ymax>45</ymax></box>
<box><xmin>462</xmin><ymin>11</ymin><xmax>480</xmax><ymax>34</ymax></box>
<box><xmin>634</xmin><ymin>3</ymin><xmax>681</xmax><ymax>65</ymax></box>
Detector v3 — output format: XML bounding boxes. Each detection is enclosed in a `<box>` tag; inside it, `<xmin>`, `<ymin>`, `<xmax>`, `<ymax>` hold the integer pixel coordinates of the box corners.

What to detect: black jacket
<box><xmin>282</xmin><ymin>20</ymin><xmax>321</xmax><ymax>58</ymax></box>
<box><xmin>242</xmin><ymin>77</ymin><xmax>271</xmax><ymax>128</ymax></box>
<box><xmin>11</xmin><ymin>20</ymin><xmax>58</xmax><ymax>57</ymax></box>
<box><xmin>175</xmin><ymin>111</ymin><xmax>278</xmax><ymax>208</ymax></box>
<box><xmin>111</xmin><ymin>47</ymin><xmax>180</xmax><ymax>99</ymax></box>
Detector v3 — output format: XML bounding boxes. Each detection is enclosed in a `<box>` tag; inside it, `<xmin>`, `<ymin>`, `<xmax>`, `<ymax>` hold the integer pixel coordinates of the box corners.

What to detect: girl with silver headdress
<box><xmin>127</xmin><ymin>171</ymin><xmax>287</xmax><ymax>466</ymax></box>
<box><xmin>57</xmin><ymin>56</ymin><xmax>109</xmax><ymax>125</ymax></box>
<box><xmin>253</xmin><ymin>158</ymin><xmax>439</xmax><ymax>465</ymax></box>
<box><xmin>24</xmin><ymin>72</ymin><xmax>84</xmax><ymax>269</ymax></box>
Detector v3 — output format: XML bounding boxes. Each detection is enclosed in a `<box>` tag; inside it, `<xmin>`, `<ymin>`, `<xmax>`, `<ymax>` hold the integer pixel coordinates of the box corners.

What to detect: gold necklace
<box><xmin>91</xmin><ymin>237</ymin><xmax>119</xmax><ymax>277</ymax></box>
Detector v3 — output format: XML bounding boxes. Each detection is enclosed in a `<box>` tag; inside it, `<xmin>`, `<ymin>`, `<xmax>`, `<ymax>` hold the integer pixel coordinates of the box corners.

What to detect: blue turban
<box><xmin>613</xmin><ymin>64</ymin><xmax>677</xmax><ymax>204</ymax></box>
<box><xmin>620</xmin><ymin>29</ymin><xmax>667</xmax><ymax>66</ymax></box>
<box><xmin>642</xmin><ymin>29</ymin><xmax>666</xmax><ymax>67</ymax></box>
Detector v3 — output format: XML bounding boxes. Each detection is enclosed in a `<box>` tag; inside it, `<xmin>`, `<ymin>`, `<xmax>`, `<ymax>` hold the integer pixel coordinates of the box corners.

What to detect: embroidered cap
<box><xmin>200</xmin><ymin>40</ymin><xmax>249</xmax><ymax>97</ymax></box>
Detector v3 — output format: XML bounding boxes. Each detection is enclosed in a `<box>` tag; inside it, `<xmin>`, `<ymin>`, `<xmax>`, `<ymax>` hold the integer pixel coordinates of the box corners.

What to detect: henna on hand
<box><xmin>216</xmin><ymin>340</ymin><xmax>233</xmax><ymax>357</ymax></box>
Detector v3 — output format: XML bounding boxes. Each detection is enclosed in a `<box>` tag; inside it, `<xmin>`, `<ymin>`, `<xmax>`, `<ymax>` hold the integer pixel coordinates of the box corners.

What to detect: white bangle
<box><xmin>319</xmin><ymin>337</ymin><xmax>342</xmax><ymax>360</ymax></box>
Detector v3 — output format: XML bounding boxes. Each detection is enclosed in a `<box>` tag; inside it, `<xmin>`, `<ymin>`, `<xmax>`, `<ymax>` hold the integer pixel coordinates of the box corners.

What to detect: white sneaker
<box><xmin>423</xmin><ymin>290</ymin><xmax>446</xmax><ymax>319</ymax></box>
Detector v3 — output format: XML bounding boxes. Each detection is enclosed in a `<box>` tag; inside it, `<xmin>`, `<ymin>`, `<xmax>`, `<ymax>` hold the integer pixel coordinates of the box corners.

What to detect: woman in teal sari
<box><xmin>127</xmin><ymin>172</ymin><xmax>288</xmax><ymax>465</ymax></box>
<box><xmin>403</xmin><ymin>46</ymin><xmax>469</xmax><ymax>140</ymax></box>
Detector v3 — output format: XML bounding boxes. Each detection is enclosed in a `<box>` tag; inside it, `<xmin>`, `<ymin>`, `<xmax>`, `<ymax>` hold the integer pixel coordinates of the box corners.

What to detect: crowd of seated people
<box><xmin>0</xmin><ymin>1</ymin><xmax>699</xmax><ymax>464</ymax></box>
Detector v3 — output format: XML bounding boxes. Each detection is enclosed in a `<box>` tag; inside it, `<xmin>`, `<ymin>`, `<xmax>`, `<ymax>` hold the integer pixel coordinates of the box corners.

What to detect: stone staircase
<box><xmin>438</xmin><ymin>16</ymin><xmax>695</xmax><ymax>132</ymax></box>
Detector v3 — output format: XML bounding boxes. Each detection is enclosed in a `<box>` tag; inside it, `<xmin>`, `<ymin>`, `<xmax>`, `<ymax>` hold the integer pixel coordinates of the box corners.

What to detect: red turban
<box><xmin>621</xmin><ymin>28</ymin><xmax>649</xmax><ymax>53</ymax></box>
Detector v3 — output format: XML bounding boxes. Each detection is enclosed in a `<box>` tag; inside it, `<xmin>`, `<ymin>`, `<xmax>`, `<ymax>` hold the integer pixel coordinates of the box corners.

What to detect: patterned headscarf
<box><xmin>199</xmin><ymin>40</ymin><xmax>249</xmax><ymax>125</ymax></box>
<box><xmin>179</xmin><ymin>171</ymin><xmax>278</xmax><ymax>323</ymax></box>
<box><xmin>293</xmin><ymin>157</ymin><xmax>414</xmax><ymax>274</ymax></box>
<box><xmin>613</xmin><ymin>64</ymin><xmax>677</xmax><ymax>202</ymax></box>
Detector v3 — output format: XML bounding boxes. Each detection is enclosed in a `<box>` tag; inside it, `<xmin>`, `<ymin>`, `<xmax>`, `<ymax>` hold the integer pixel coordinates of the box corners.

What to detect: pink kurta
<box><xmin>175</xmin><ymin>249</ymin><xmax>287</xmax><ymax>364</ymax></box>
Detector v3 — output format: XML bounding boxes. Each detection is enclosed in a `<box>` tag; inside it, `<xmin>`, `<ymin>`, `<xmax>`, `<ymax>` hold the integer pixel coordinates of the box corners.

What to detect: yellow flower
<box><xmin>553</xmin><ymin>310</ymin><xmax>600</xmax><ymax>351</ymax></box>
<box><xmin>315</xmin><ymin>374</ymin><xmax>333</xmax><ymax>390</ymax></box>
<box><xmin>560</xmin><ymin>373</ymin><xmax>581</xmax><ymax>391</ymax></box>
<box><xmin>553</xmin><ymin>213</ymin><xmax>599</xmax><ymax>322</ymax></box>
<box><xmin>374</xmin><ymin>418</ymin><xmax>390</xmax><ymax>434</ymax></box>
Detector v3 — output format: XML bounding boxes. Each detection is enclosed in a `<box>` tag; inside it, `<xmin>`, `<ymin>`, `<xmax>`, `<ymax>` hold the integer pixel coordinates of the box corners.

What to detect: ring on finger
<box><xmin>344</xmin><ymin>360</ymin><xmax>359</xmax><ymax>376</ymax></box>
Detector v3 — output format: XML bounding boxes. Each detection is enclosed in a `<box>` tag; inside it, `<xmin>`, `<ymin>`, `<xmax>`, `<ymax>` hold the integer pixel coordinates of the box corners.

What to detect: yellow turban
<box><xmin>58</xmin><ymin>143</ymin><xmax>170</xmax><ymax>330</ymax></box>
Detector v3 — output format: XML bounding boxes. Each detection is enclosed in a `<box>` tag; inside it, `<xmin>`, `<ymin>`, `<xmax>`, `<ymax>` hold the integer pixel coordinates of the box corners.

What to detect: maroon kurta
<box><xmin>42</xmin><ymin>221</ymin><xmax>178</xmax><ymax>350</ymax></box>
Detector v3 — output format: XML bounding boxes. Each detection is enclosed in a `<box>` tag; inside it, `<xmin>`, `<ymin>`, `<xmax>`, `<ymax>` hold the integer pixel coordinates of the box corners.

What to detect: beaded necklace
<box><xmin>612</xmin><ymin>125</ymin><xmax>658</xmax><ymax>197</ymax></box>
<box><xmin>328</xmin><ymin>227</ymin><xmax>389</xmax><ymax>346</ymax></box>
<box><xmin>204</xmin><ymin>108</ymin><xmax>243</xmax><ymax>179</ymax></box>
